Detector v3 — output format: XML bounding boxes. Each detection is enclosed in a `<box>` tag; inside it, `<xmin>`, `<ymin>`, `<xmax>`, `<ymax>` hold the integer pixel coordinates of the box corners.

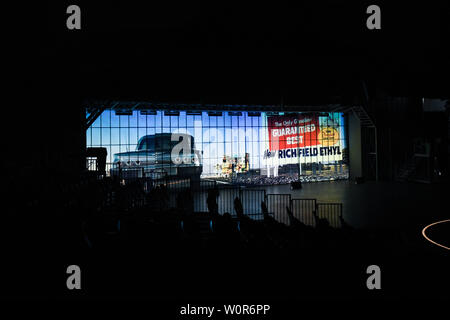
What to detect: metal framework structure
<box><xmin>84</xmin><ymin>99</ymin><xmax>361</xmax><ymax>180</ymax></box>
<box><xmin>85</xmin><ymin>100</ymin><xmax>343</xmax><ymax>129</ymax></box>
<box><xmin>331</xmin><ymin>81</ymin><xmax>378</xmax><ymax>181</ymax></box>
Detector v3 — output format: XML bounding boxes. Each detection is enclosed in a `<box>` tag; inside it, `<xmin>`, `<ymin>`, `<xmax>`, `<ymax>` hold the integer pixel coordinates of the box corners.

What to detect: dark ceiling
<box><xmin>31</xmin><ymin>2</ymin><xmax>450</xmax><ymax>107</ymax></box>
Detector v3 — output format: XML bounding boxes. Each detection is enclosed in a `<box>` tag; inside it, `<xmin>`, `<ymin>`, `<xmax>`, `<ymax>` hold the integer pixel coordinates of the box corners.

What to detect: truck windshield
<box><xmin>137</xmin><ymin>135</ymin><xmax>195</xmax><ymax>153</ymax></box>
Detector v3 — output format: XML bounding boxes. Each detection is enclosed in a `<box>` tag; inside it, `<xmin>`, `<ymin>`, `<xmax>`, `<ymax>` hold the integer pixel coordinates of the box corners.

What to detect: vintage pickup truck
<box><xmin>110</xmin><ymin>133</ymin><xmax>203</xmax><ymax>180</ymax></box>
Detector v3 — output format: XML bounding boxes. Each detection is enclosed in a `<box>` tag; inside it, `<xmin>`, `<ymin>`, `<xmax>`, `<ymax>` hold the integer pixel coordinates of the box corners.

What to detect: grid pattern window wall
<box><xmin>86</xmin><ymin>110</ymin><xmax>349</xmax><ymax>179</ymax></box>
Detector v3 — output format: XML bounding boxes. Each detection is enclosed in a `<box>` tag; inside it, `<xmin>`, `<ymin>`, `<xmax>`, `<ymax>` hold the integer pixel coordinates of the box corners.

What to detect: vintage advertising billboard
<box><xmin>264</xmin><ymin>114</ymin><xmax>343</xmax><ymax>166</ymax></box>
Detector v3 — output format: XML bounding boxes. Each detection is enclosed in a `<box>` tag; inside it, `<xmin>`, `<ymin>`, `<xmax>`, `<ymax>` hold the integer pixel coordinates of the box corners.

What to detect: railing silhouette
<box><xmin>266</xmin><ymin>194</ymin><xmax>291</xmax><ymax>225</ymax></box>
<box><xmin>95</xmin><ymin>175</ymin><xmax>345</xmax><ymax>228</ymax></box>
<box><xmin>316</xmin><ymin>203</ymin><xmax>343</xmax><ymax>228</ymax></box>
<box><xmin>291</xmin><ymin>199</ymin><xmax>317</xmax><ymax>227</ymax></box>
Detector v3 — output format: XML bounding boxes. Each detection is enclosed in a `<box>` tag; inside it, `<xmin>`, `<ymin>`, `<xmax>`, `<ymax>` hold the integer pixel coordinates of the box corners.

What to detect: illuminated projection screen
<box><xmin>86</xmin><ymin>110</ymin><xmax>349</xmax><ymax>185</ymax></box>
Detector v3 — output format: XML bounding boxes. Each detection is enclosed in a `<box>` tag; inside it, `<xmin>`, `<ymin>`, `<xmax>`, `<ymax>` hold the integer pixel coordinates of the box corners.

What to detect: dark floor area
<box><xmin>2</xmin><ymin>177</ymin><xmax>449</xmax><ymax>301</ymax></box>
<box><xmin>261</xmin><ymin>180</ymin><xmax>450</xmax><ymax>229</ymax></box>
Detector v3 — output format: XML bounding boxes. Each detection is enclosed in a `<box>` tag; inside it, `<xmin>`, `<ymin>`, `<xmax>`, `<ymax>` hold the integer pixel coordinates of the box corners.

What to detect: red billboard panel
<box><xmin>268</xmin><ymin>114</ymin><xmax>320</xmax><ymax>150</ymax></box>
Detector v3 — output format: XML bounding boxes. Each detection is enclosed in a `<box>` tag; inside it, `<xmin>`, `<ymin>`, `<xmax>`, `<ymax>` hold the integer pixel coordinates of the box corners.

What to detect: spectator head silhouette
<box><xmin>234</xmin><ymin>197</ymin><xmax>244</xmax><ymax>217</ymax></box>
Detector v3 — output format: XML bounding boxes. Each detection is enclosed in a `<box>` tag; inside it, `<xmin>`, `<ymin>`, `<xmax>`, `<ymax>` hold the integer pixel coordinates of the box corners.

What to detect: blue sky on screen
<box><xmin>87</xmin><ymin>110</ymin><xmax>347</xmax><ymax>173</ymax></box>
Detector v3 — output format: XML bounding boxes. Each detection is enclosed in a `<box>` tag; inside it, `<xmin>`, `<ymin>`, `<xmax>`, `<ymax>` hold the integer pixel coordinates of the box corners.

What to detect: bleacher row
<box><xmin>139</xmin><ymin>176</ymin><xmax>345</xmax><ymax>227</ymax></box>
<box><xmin>64</xmin><ymin>175</ymin><xmax>345</xmax><ymax>227</ymax></box>
<box><xmin>39</xmin><ymin>175</ymin><xmax>355</xmax><ymax>254</ymax></box>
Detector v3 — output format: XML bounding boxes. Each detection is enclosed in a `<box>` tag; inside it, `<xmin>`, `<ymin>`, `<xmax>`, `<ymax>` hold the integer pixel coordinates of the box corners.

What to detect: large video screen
<box><xmin>86</xmin><ymin>110</ymin><xmax>348</xmax><ymax>185</ymax></box>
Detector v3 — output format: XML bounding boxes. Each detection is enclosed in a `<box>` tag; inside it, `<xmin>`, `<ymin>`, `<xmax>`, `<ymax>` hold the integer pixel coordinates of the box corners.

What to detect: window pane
<box><xmin>129</xmin><ymin>128</ymin><xmax>138</xmax><ymax>146</ymax></box>
<box><xmin>86</xmin><ymin>128</ymin><xmax>92</xmax><ymax>146</ymax></box>
<box><xmin>111</xmin><ymin>129</ymin><xmax>120</xmax><ymax>144</ymax></box>
<box><xmin>119</xmin><ymin>115</ymin><xmax>129</xmax><ymax>127</ymax></box>
<box><xmin>209</xmin><ymin>115</ymin><xmax>217</xmax><ymax>128</ymax></box>
<box><xmin>111</xmin><ymin>112</ymin><xmax>120</xmax><ymax>127</ymax></box>
<box><xmin>179</xmin><ymin>111</ymin><xmax>186</xmax><ymax>128</ymax></box>
<box><xmin>120</xmin><ymin>128</ymin><xmax>129</xmax><ymax>145</ymax></box>
<box><xmin>91</xmin><ymin>116</ymin><xmax>101</xmax><ymax>128</ymax></box>
<box><xmin>138</xmin><ymin>128</ymin><xmax>147</xmax><ymax>140</ymax></box>
<box><xmin>217</xmin><ymin>114</ymin><xmax>224</xmax><ymax>127</ymax></box>
<box><xmin>110</xmin><ymin>146</ymin><xmax>120</xmax><ymax>160</ymax></box>
<box><xmin>171</xmin><ymin>115</ymin><xmax>178</xmax><ymax>128</ymax></box>
<box><xmin>163</xmin><ymin>114</ymin><xmax>170</xmax><ymax>128</ymax></box>
<box><xmin>187</xmin><ymin>115</ymin><xmax>194</xmax><ymax>127</ymax></box>
<box><xmin>202</xmin><ymin>112</ymin><xmax>209</xmax><ymax>127</ymax></box>
<box><xmin>129</xmin><ymin>112</ymin><xmax>138</xmax><ymax>127</ymax></box>
<box><xmin>92</xmin><ymin>128</ymin><xmax>101</xmax><ymax>145</ymax></box>
<box><xmin>138</xmin><ymin>113</ymin><xmax>147</xmax><ymax>128</ymax></box>
<box><xmin>101</xmin><ymin>110</ymin><xmax>110</xmax><ymax>127</ymax></box>
<box><xmin>101</xmin><ymin>128</ymin><xmax>110</xmax><ymax>145</ymax></box>
<box><xmin>225</xmin><ymin>112</ymin><xmax>231</xmax><ymax>127</ymax></box>
<box><xmin>239</xmin><ymin>114</ymin><xmax>245</xmax><ymax>127</ymax></box>
<box><xmin>246</xmin><ymin>113</ymin><xmax>252</xmax><ymax>127</ymax></box>
<box><xmin>232</xmin><ymin>115</ymin><xmax>238</xmax><ymax>127</ymax></box>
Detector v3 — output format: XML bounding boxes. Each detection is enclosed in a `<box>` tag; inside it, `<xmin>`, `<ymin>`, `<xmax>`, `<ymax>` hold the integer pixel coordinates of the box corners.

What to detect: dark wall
<box><xmin>348</xmin><ymin>113</ymin><xmax>362</xmax><ymax>179</ymax></box>
<box><xmin>6</xmin><ymin>54</ymin><xmax>85</xmax><ymax>211</ymax></box>
<box><xmin>9</xmin><ymin>2</ymin><xmax>448</xmax><ymax>195</ymax></box>
<box><xmin>368</xmin><ymin>93</ymin><xmax>448</xmax><ymax>181</ymax></box>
